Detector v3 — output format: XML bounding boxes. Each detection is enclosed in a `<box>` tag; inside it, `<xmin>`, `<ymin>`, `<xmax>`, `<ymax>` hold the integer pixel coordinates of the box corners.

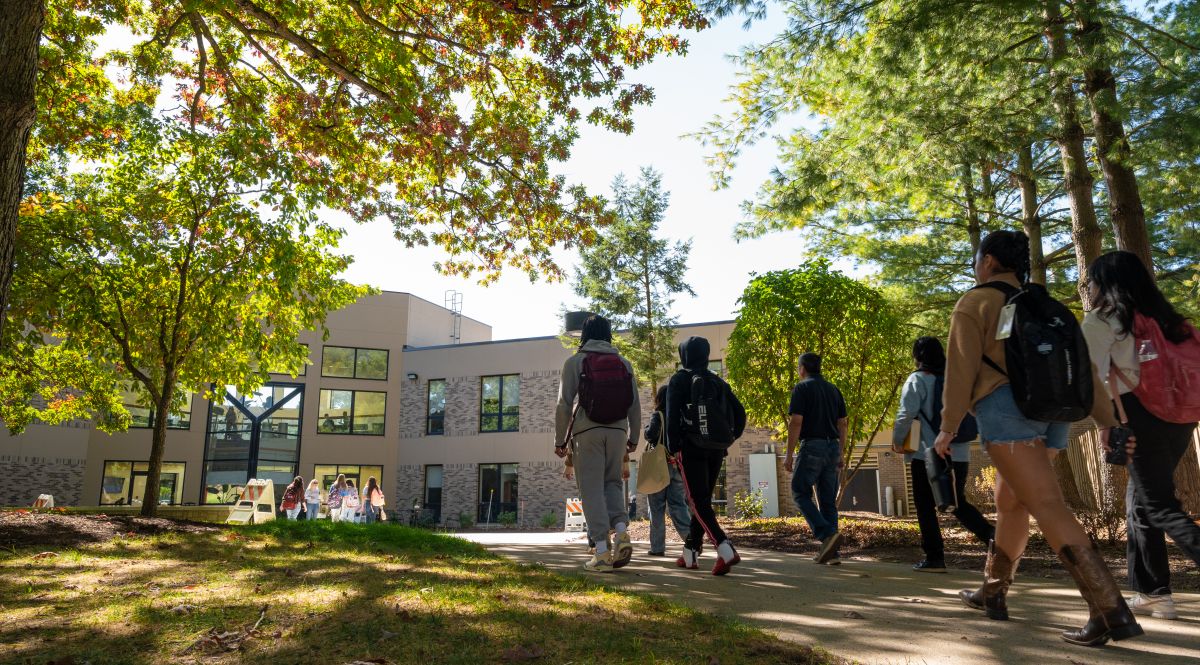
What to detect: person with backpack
<box><xmin>643</xmin><ymin>385</ymin><xmax>691</xmax><ymax>556</ymax></box>
<box><xmin>784</xmin><ymin>352</ymin><xmax>848</xmax><ymax>566</ymax></box>
<box><xmin>279</xmin><ymin>476</ymin><xmax>305</xmax><ymax>520</ymax></box>
<box><xmin>935</xmin><ymin>230</ymin><xmax>1143</xmax><ymax>647</ymax></box>
<box><xmin>362</xmin><ymin>476</ymin><xmax>385</xmax><ymax>524</ymax></box>
<box><xmin>666</xmin><ymin>336</ymin><xmax>747</xmax><ymax>575</ymax></box>
<box><xmin>555</xmin><ymin>315</ymin><xmax>642</xmax><ymax>572</ymax></box>
<box><xmin>1083</xmin><ymin>250</ymin><xmax>1200</xmax><ymax>622</ymax></box>
<box><xmin>327</xmin><ymin>474</ymin><xmax>346</xmax><ymax>522</ymax></box>
<box><xmin>892</xmin><ymin>337</ymin><xmax>995</xmax><ymax>572</ymax></box>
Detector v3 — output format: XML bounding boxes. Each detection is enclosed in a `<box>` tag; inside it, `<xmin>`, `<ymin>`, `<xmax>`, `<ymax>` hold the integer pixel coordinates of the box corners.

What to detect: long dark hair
<box><xmin>365</xmin><ymin>476</ymin><xmax>379</xmax><ymax>497</ymax></box>
<box><xmin>288</xmin><ymin>476</ymin><xmax>304</xmax><ymax>494</ymax></box>
<box><xmin>912</xmin><ymin>336</ymin><xmax>946</xmax><ymax>374</ymax></box>
<box><xmin>1090</xmin><ymin>251</ymin><xmax>1190</xmax><ymax>344</ymax></box>
<box><xmin>579</xmin><ymin>314</ymin><xmax>612</xmax><ymax>348</ymax></box>
<box><xmin>979</xmin><ymin>230</ymin><xmax>1032</xmax><ymax>284</ymax></box>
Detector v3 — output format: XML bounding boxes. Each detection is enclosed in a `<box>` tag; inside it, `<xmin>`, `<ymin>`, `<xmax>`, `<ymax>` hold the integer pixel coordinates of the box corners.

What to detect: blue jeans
<box><xmin>791</xmin><ymin>438</ymin><xmax>841</xmax><ymax>541</ymax></box>
<box><xmin>307</xmin><ymin>502</ymin><xmax>320</xmax><ymax>519</ymax></box>
<box><xmin>647</xmin><ymin>464</ymin><xmax>691</xmax><ymax>553</ymax></box>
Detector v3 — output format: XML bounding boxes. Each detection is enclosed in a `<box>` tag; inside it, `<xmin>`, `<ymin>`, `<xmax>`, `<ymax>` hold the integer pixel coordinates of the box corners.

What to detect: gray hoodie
<box><xmin>555</xmin><ymin>339</ymin><xmax>642</xmax><ymax>446</ymax></box>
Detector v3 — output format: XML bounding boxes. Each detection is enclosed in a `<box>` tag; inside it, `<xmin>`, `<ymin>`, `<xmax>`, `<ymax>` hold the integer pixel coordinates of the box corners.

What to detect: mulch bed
<box><xmin>628</xmin><ymin>511</ymin><xmax>1200</xmax><ymax>592</ymax></box>
<box><xmin>0</xmin><ymin>510</ymin><xmax>222</xmax><ymax>549</ymax></box>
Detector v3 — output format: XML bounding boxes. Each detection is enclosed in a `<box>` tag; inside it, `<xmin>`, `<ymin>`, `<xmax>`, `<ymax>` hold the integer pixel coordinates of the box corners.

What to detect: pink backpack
<box><xmin>1119</xmin><ymin>312</ymin><xmax>1200</xmax><ymax>424</ymax></box>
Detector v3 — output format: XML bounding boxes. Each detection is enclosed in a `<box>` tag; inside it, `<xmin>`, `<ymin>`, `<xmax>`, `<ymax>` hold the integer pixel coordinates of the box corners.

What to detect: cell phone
<box><xmin>1105</xmin><ymin>426</ymin><xmax>1133</xmax><ymax>465</ymax></box>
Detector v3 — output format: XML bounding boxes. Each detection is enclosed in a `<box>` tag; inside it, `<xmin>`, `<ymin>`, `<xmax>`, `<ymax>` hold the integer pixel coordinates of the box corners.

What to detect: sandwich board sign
<box><xmin>226</xmin><ymin>479</ymin><xmax>276</xmax><ymax>524</ymax></box>
<box><xmin>563</xmin><ymin>497</ymin><xmax>586</xmax><ymax>532</ymax></box>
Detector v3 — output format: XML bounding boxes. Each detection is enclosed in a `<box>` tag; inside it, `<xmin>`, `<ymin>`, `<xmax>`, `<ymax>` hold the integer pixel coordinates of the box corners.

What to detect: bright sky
<box><xmin>334</xmin><ymin>12</ymin><xmax>826</xmax><ymax>340</ymax></box>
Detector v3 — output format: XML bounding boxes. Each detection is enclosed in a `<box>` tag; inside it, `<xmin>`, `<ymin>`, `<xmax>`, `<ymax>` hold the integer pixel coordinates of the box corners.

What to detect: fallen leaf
<box><xmin>170</xmin><ymin>604</ymin><xmax>198</xmax><ymax>615</ymax></box>
<box><xmin>842</xmin><ymin>611</ymin><xmax>865</xmax><ymax>619</ymax></box>
<box><xmin>32</xmin><ymin>552</ymin><xmax>58</xmax><ymax>560</ymax></box>
<box><xmin>121</xmin><ymin>591</ymin><xmax>143</xmax><ymax>598</ymax></box>
<box><xmin>708</xmin><ymin>657</ymin><xmax>720</xmax><ymax>665</ymax></box>
<box><xmin>63</xmin><ymin>584</ymin><xmax>80</xmax><ymax>590</ymax></box>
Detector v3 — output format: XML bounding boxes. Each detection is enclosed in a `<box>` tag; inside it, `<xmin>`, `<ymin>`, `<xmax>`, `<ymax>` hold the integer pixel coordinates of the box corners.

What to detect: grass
<box><xmin>0</xmin><ymin>519</ymin><xmax>837</xmax><ymax>665</ymax></box>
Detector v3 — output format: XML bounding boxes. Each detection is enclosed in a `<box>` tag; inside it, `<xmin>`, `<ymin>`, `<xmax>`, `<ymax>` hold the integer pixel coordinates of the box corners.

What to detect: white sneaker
<box><xmin>612</xmin><ymin>531</ymin><xmax>633</xmax><ymax>569</ymax></box>
<box><xmin>1128</xmin><ymin>592</ymin><xmax>1179</xmax><ymax>620</ymax></box>
<box><xmin>584</xmin><ymin>550</ymin><xmax>614</xmax><ymax>573</ymax></box>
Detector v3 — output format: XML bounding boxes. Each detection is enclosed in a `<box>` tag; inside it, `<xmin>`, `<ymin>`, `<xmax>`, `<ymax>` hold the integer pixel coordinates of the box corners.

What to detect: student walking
<box><xmin>643</xmin><ymin>385</ymin><xmax>691</xmax><ymax>556</ymax></box>
<box><xmin>1083</xmin><ymin>250</ymin><xmax>1200</xmax><ymax>621</ymax></box>
<box><xmin>555</xmin><ymin>315</ymin><xmax>641</xmax><ymax>572</ymax></box>
<box><xmin>362</xmin><ymin>477</ymin><xmax>385</xmax><ymax>524</ymax></box>
<box><xmin>892</xmin><ymin>337</ymin><xmax>995</xmax><ymax>572</ymax></box>
<box><xmin>305</xmin><ymin>479</ymin><xmax>322</xmax><ymax>520</ymax></box>
<box><xmin>343</xmin><ymin>478</ymin><xmax>362</xmax><ymax>523</ymax></box>
<box><xmin>327</xmin><ymin>474</ymin><xmax>346</xmax><ymax>522</ymax></box>
<box><xmin>666</xmin><ymin>336</ymin><xmax>747</xmax><ymax>575</ymax></box>
<box><xmin>280</xmin><ymin>477</ymin><xmax>305</xmax><ymax>520</ymax></box>
<box><xmin>937</xmin><ymin>230</ymin><xmax>1142</xmax><ymax>646</ymax></box>
<box><xmin>785</xmin><ymin>352</ymin><xmax>849</xmax><ymax>566</ymax></box>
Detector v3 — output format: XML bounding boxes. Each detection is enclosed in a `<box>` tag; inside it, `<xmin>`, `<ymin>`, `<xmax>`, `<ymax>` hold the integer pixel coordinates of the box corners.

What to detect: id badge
<box><xmin>996</xmin><ymin>304</ymin><xmax>1016</xmax><ymax>340</ymax></box>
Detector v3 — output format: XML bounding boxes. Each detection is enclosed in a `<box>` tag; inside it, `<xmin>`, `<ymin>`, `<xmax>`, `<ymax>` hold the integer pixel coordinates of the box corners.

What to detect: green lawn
<box><xmin>0</xmin><ymin>520</ymin><xmax>837</xmax><ymax>664</ymax></box>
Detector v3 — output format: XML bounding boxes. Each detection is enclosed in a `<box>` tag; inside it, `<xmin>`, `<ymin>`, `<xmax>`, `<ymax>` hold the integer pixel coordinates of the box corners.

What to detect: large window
<box><xmin>313</xmin><ymin>464</ymin><xmax>383</xmax><ymax>502</ymax></box>
<box><xmin>426</xmin><ymin>379</ymin><xmax>446</xmax><ymax>435</ymax></box>
<box><xmin>321</xmin><ymin>346</ymin><xmax>389</xmax><ymax>380</ymax></box>
<box><xmin>121</xmin><ymin>385</ymin><xmax>193</xmax><ymax>430</ymax></box>
<box><xmin>318</xmin><ymin>389</ymin><xmax>386</xmax><ymax>435</ymax></box>
<box><xmin>100</xmin><ymin>461</ymin><xmax>186</xmax><ymax>506</ymax></box>
<box><xmin>424</xmin><ymin>465</ymin><xmax>443</xmax><ymax>522</ymax></box>
<box><xmin>478</xmin><ymin>463</ymin><xmax>518</xmax><ymax>522</ymax></box>
<box><xmin>202</xmin><ymin>384</ymin><xmax>303</xmax><ymax>505</ymax></box>
<box><xmin>480</xmin><ymin>374</ymin><xmax>519</xmax><ymax>433</ymax></box>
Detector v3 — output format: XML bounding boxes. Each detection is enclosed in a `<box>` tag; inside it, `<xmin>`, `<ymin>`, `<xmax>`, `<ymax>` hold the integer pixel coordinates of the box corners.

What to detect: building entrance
<box><xmin>202</xmin><ymin>384</ymin><xmax>304</xmax><ymax>504</ymax></box>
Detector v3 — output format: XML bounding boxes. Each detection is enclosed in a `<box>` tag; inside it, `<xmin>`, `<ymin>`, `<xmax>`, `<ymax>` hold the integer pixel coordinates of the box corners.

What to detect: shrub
<box><xmin>965</xmin><ymin>464</ymin><xmax>997</xmax><ymax>512</ymax></box>
<box><xmin>498</xmin><ymin>511</ymin><xmax>518</xmax><ymax>527</ymax></box>
<box><xmin>539</xmin><ymin>512</ymin><xmax>558</xmax><ymax>529</ymax></box>
<box><xmin>458</xmin><ymin>511</ymin><xmax>475</xmax><ymax>529</ymax></box>
<box><xmin>733</xmin><ymin>490</ymin><xmax>764</xmax><ymax>521</ymax></box>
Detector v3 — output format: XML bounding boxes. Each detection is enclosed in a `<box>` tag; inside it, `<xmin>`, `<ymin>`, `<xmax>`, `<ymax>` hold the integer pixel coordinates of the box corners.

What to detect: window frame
<box><xmin>426</xmin><ymin>379</ymin><xmax>446</xmax><ymax>435</ymax></box>
<box><xmin>477</xmin><ymin>462</ymin><xmax>518</xmax><ymax>522</ymax></box>
<box><xmin>121</xmin><ymin>387</ymin><xmax>193</xmax><ymax>431</ymax></box>
<box><xmin>479</xmin><ymin>374</ymin><xmax>519</xmax><ymax>433</ymax></box>
<box><xmin>317</xmin><ymin>388</ymin><xmax>387</xmax><ymax>436</ymax></box>
<box><xmin>320</xmin><ymin>345</ymin><xmax>390</xmax><ymax>380</ymax></box>
<box><xmin>99</xmin><ymin>459</ymin><xmax>187</xmax><ymax>506</ymax></box>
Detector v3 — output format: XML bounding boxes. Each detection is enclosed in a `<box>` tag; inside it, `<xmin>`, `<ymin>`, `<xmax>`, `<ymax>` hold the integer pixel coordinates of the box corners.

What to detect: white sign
<box><xmin>563</xmin><ymin>497</ymin><xmax>586</xmax><ymax>532</ymax></box>
<box><xmin>226</xmin><ymin>479</ymin><xmax>276</xmax><ymax>524</ymax></box>
<box><xmin>757</xmin><ymin>481</ymin><xmax>770</xmax><ymax>489</ymax></box>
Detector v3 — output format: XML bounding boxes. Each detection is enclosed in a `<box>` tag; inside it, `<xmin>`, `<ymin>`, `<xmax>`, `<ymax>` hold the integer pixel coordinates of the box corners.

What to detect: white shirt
<box><xmin>1082</xmin><ymin>310</ymin><xmax>1140</xmax><ymax>398</ymax></box>
<box><xmin>304</xmin><ymin>487</ymin><xmax>321</xmax><ymax>503</ymax></box>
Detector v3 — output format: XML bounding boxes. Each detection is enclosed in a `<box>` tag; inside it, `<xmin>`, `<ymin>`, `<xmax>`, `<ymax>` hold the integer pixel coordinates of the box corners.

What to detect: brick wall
<box><xmin>441</xmin><ymin>463</ymin><xmax>478</xmax><ymax>526</ymax></box>
<box><xmin>518</xmin><ymin>461</ymin><xmax>576</xmax><ymax>528</ymax></box>
<box><xmin>394</xmin><ymin>464</ymin><xmax>424</xmax><ymax>511</ymax></box>
<box><xmin>445</xmin><ymin>377</ymin><xmax>481</xmax><ymax>438</ymax></box>
<box><xmin>399</xmin><ymin>380</ymin><xmax>427</xmax><ymax>439</ymax></box>
<box><xmin>0</xmin><ymin>456</ymin><xmax>86</xmax><ymax>506</ymax></box>
<box><xmin>519</xmin><ymin>371</ymin><xmax>559</xmax><ymax>436</ymax></box>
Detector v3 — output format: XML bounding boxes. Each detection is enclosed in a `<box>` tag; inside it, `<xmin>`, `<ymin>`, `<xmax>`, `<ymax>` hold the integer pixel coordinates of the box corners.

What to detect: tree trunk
<box><xmin>1045</xmin><ymin>1</ymin><xmax>1103</xmax><ymax>310</ymax></box>
<box><xmin>1074</xmin><ymin>1</ymin><xmax>1154</xmax><ymax>273</ymax></box>
<box><xmin>1017</xmin><ymin>144</ymin><xmax>1048</xmax><ymax>285</ymax></box>
<box><xmin>979</xmin><ymin>159</ymin><xmax>997</xmax><ymax>228</ymax></box>
<box><xmin>0</xmin><ymin>0</ymin><xmax>45</xmax><ymax>343</ymax></box>
<box><xmin>960</xmin><ymin>161</ymin><xmax>982</xmax><ymax>256</ymax></box>
<box><xmin>140</xmin><ymin>375</ymin><xmax>176</xmax><ymax>517</ymax></box>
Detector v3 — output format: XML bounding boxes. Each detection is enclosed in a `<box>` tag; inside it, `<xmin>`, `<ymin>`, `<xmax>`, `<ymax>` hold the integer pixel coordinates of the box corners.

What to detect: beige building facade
<box><xmin>1</xmin><ymin>293</ymin><xmax>930</xmax><ymax>526</ymax></box>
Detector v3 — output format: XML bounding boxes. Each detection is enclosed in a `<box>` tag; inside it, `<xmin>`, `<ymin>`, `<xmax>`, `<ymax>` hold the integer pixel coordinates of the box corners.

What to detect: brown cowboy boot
<box><xmin>959</xmin><ymin>540</ymin><xmax>1019</xmax><ymax>620</ymax></box>
<box><xmin>1057</xmin><ymin>542</ymin><xmax>1144</xmax><ymax>646</ymax></box>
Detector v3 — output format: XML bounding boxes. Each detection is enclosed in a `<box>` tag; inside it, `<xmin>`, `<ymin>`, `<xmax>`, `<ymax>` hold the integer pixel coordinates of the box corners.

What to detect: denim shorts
<box><xmin>974</xmin><ymin>384</ymin><xmax>1069</xmax><ymax>450</ymax></box>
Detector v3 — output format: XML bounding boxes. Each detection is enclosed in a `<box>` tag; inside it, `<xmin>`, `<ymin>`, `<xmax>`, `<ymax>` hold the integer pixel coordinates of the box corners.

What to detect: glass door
<box><xmin>130</xmin><ymin>471</ymin><xmax>177</xmax><ymax>506</ymax></box>
<box><xmin>202</xmin><ymin>383</ymin><xmax>304</xmax><ymax>504</ymax></box>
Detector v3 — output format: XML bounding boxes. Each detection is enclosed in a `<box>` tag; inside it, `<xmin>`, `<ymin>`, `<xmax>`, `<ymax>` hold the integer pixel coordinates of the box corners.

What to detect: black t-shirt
<box><xmin>788</xmin><ymin>375</ymin><xmax>847</xmax><ymax>440</ymax></box>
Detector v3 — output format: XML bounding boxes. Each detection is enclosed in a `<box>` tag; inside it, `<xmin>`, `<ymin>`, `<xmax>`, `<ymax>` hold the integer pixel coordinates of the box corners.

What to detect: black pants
<box><xmin>680</xmin><ymin>446</ymin><xmax>727</xmax><ymax>551</ymax></box>
<box><xmin>1123</xmin><ymin>392</ymin><xmax>1200</xmax><ymax>596</ymax></box>
<box><xmin>910</xmin><ymin>458</ymin><xmax>995</xmax><ymax>561</ymax></box>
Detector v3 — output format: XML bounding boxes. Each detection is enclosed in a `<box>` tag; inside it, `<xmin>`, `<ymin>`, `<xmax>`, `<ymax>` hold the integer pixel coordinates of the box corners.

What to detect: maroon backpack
<box><xmin>578</xmin><ymin>352</ymin><xmax>634</xmax><ymax>424</ymax></box>
<box><xmin>1117</xmin><ymin>312</ymin><xmax>1200</xmax><ymax>424</ymax></box>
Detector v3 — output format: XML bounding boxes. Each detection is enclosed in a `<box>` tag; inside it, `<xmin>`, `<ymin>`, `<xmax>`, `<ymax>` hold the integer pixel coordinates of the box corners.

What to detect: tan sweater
<box><xmin>941</xmin><ymin>273</ymin><xmax>1117</xmax><ymax>433</ymax></box>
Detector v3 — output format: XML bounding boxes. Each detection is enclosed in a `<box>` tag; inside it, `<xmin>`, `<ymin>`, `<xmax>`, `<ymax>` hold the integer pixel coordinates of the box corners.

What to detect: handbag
<box><xmin>636</xmin><ymin>412</ymin><xmax>671</xmax><ymax>495</ymax></box>
<box><xmin>922</xmin><ymin>447</ymin><xmax>958</xmax><ymax>512</ymax></box>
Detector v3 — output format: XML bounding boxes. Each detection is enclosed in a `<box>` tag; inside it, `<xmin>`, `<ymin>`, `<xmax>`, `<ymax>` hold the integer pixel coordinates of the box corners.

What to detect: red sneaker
<box><xmin>676</xmin><ymin>547</ymin><xmax>700</xmax><ymax>570</ymax></box>
<box><xmin>712</xmin><ymin>550</ymin><xmax>741</xmax><ymax>576</ymax></box>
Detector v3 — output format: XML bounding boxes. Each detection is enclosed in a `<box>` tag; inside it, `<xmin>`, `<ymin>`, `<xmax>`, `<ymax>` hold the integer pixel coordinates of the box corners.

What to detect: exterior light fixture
<box><xmin>406</xmin><ymin>372</ymin><xmax>418</xmax><ymax>380</ymax></box>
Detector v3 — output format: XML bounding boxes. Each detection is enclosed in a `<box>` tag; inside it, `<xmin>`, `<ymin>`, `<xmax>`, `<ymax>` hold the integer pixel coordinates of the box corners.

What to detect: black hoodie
<box><xmin>665</xmin><ymin>336</ymin><xmax>746</xmax><ymax>454</ymax></box>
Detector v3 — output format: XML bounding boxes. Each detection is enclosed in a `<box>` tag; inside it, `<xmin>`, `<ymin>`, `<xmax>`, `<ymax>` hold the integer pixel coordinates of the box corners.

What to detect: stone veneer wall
<box><xmin>445</xmin><ymin>377</ymin><xmax>481</xmax><ymax>437</ymax></box>
<box><xmin>394</xmin><ymin>463</ymin><xmax>425</xmax><ymax>511</ymax></box>
<box><xmin>517</xmin><ymin>461</ymin><xmax>577</xmax><ymax>528</ymax></box>
<box><xmin>441</xmin><ymin>463</ymin><xmax>479</xmax><ymax>526</ymax></box>
<box><xmin>0</xmin><ymin>455</ymin><xmax>86</xmax><ymax>506</ymax></box>
<box><xmin>519</xmin><ymin>371</ymin><xmax>559</xmax><ymax>438</ymax></box>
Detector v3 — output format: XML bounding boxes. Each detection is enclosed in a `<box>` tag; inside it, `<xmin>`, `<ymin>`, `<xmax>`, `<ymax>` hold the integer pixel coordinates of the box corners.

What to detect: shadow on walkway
<box><xmin>486</xmin><ymin>542</ymin><xmax>1200</xmax><ymax>665</ymax></box>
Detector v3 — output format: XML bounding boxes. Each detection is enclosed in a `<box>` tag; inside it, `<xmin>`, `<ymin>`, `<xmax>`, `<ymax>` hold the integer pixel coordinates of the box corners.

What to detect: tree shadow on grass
<box><xmin>0</xmin><ymin>520</ymin><xmax>837</xmax><ymax>665</ymax></box>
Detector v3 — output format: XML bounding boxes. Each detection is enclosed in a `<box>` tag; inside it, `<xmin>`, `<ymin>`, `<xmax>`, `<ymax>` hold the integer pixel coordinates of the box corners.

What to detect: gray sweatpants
<box><xmin>573</xmin><ymin>426</ymin><xmax>628</xmax><ymax>548</ymax></box>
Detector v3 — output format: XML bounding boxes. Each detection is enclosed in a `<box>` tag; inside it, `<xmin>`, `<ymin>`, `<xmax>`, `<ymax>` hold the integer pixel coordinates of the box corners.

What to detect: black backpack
<box><xmin>681</xmin><ymin>370</ymin><xmax>745</xmax><ymax>450</ymax></box>
<box><xmin>916</xmin><ymin>372</ymin><xmax>978</xmax><ymax>444</ymax></box>
<box><xmin>976</xmin><ymin>281</ymin><xmax>1093</xmax><ymax>423</ymax></box>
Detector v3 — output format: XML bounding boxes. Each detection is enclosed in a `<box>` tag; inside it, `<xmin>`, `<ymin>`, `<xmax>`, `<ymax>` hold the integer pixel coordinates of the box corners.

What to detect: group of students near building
<box><xmin>554</xmin><ymin>234</ymin><xmax>1200</xmax><ymax>649</ymax></box>
<box><xmin>277</xmin><ymin>473</ymin><xmax>387</xmax><ymax>523</ymax></box>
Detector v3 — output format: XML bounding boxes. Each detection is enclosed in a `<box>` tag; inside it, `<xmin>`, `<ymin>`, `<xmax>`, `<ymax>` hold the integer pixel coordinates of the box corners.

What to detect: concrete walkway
<box><xmin>459</xmin><ymin>533</ymin><xmax>1200</xmax><ymax>665</ymax></box>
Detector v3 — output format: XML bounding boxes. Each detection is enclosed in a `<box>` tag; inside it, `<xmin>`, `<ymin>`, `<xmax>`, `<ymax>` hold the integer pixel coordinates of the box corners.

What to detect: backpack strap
<box><xmin>972</xmin><ymin>280</ymin><xmax>1021</xmax><ymax>299</ymax></box>
<box><xmin>982</xmin><ymin>355</ymin><xmax>1007</xmax><ymax>377</ymax></box>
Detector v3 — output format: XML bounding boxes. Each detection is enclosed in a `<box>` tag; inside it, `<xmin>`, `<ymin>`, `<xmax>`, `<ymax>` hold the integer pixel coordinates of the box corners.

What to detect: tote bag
<box><xmin>636</xmin><ymin>412</ymin><xmax>670</xmax><ymax>495</ymax></box>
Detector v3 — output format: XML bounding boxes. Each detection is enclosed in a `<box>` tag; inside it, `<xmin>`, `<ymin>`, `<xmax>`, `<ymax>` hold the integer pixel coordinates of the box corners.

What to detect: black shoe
<box><xmin>913</xmin><ymin>559</ymin><xmax>947</xmax><ymax>573</ymax></box>
<box><xmin>814</xmin><ymin>532</ymin><xmax>844</xmax><ymax>564</ymax></box>
<box><xmin>646</xmin><ymin>550</ymin><xmax>666</xmax><ymax>556</ymax></box>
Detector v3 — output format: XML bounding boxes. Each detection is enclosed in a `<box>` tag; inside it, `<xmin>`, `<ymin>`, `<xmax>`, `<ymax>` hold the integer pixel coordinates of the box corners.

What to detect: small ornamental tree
<box><xmin>7</xmin><ymin>118</ymin><xmax>366</xmax><ymax>515</ymax></box>
<box><xmin>572</xmin><ymin>168</ymin><xmax>694</xmax><ymax>390</ymax></box>
<box><xmin>726</xmin><ymin>262</ymin><xmax>910</xmax><ymax>494</ymax></box>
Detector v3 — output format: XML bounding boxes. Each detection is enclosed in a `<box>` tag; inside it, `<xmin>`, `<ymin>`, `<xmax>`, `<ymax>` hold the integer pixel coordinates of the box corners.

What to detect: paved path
<box><xmin>459</xmin><ymin>533</ymin><xmax>1200</xmax><ymax>665</ymax></box>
